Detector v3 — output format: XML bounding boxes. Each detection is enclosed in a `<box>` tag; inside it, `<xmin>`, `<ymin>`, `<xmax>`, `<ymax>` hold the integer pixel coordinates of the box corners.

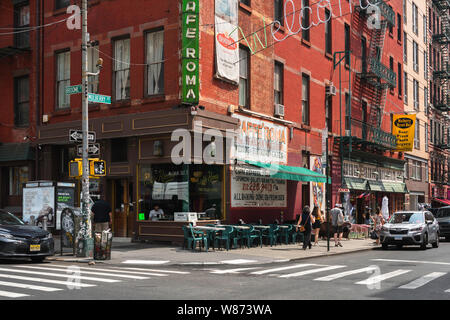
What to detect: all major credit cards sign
<box><xmin>181</xmin><ymin>0</ymin><xmax>199</xmax><ymax>104</ymax></box>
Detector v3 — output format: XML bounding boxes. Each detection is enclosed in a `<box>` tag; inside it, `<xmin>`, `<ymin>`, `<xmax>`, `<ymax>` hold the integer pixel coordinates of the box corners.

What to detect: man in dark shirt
<box><xmin>91</xmin><ymin>199</ymin><xmax>112</xmax><ymax>232</ymax></box>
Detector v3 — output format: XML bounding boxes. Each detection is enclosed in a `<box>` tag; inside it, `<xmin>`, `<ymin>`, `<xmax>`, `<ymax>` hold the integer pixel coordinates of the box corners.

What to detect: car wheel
<box><xmin>432</xmin><ymin>236</ymin><xmax>439</xmax><ymax>248</ymax></box>
<box><xmin>420</xmin><ymin>234</ymin><xmax>428</xmax><ymax>250</ymax></box>
<box><xmin>446</xmin><ymin>236</ymin><xmax>450</xmax><ymax>241</ymax></box>
<box><xmin>396</xmin><ymin>244</ymin><xmax>403</xmax><ymax>249</ymax></box>
<box><xmin>382</xmin><ymin>243</ymin><xmax>388</xmax><ymax>250</ymax></box>
<box><xmin>31</xmin><ymin>257</ymin><xmax>45</xmax><ymax>263</ymax></box>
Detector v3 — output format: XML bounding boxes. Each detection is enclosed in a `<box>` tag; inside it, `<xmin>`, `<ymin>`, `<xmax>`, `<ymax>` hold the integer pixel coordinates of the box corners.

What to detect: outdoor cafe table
<box><xmin>252</xmin><ymin>225</ymin><xmax>270</xmax><ymax>229</ymax></box>
<box><xmin>278</xmin><ymin>225</ymin><xmax>289</xmax><ymax>228</ymax></box>
<box><xmin>192</xmin><ymin>226</ymin><xmax>225</xmax><ymax>231</ymax></box>
<box><xmin>215</xmin><ymin>225</ymin><xmax>250</xmax><ymax>230</ymax></box>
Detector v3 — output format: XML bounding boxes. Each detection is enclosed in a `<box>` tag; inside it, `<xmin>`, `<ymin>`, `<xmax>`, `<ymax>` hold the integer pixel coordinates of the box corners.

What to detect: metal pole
<box><xmin>326</xmin><ymin>136</ymin><xmax>330</xmax><ymax>252</ymax></box>
<box><xmin>78</xmin><ymin>0</ymin><xmax>93</xmax><ymax>258</ymax></box>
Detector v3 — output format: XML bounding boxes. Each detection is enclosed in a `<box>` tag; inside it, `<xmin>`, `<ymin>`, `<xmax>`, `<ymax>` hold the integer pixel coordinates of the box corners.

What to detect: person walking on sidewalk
<box><xmin>296</xmin><ymin>205</ymin><xmax>315</xmax><ymax>250</ymax></box>
<box><xmin>331</xmin><ymin>203</ymin><xmax>344</xmax><ymax>247</ymax></box>
<box><xmin>372</xmin><ymin>207</ymin><xmax>385</xmax><ymax>246</ymax></box>
<box><xmin>311</xmin><ymin>206</ymin><xmax>322</xmax><ymax>246</ymax></box>
<box><xmin>91</xmin><ymin>199</ymin><xmax>112</xmax><ymax>233</ymax></box>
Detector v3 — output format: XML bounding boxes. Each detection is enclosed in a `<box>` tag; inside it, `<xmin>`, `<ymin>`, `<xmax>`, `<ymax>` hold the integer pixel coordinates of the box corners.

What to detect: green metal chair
<box><xmin>181</xmin><ymin>225</ymin><xmax>192</xmax><ymax>250</ymax></box>
<box><xmin>279</xmin><ymin>224</ymin><xmax>293</xmax><ymax>245</ymax></box>
<box><xmin>242</xmin><ymin>224</ymin><xmax>262</xmax><ymax>248</ymax></box>
<box><xmin>185</xmin><ymin>225</ymin><xmax>208</xmax><ymax>252</ymax></box>
<box><xmin>231</xmin><ymin>226</ymin><xmax>244</xmax><ymax>249</ymax></box>
<box><xmin>262</xmin><ymin>224</ymin><xmax>279</xmax><ymax>247</ymax></box>
<box><xmin>214</xmin><ymin>226</ymin><xmax>234</xmax><ymax>250</ymax></box>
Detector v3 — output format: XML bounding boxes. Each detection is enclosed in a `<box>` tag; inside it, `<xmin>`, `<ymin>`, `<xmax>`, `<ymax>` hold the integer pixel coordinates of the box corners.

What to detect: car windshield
<box><xmin>436</xmin><ymin>208</ymin><xmax>450</xmax><ymax>218</ymax></box>
<box><xmin>389</xmin><ymin>212</ymin><xmax>424</xmax><ymax>224</ymax></box>
<box><xmin>0</xmin><ymin>211</ymin><xmax>24</xmax><ymax>226</ymax></box>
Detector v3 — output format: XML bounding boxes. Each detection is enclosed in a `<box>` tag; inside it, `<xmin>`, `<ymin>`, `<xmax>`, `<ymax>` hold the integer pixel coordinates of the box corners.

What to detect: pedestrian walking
<box><xmin>311</xmin><ymin>206</ymin><xmax>322</xmax><ymax>246</ymax></box>
<box><xmin>372</xmin><ymin>207</ymin><xmax>385</xmax><ymax>246</ymax></box>
<box><xmin>296</xmin><ymin>205</ymin><xmax>315</xmax><ymax>250</ymax></box>
<box><xmin>331</xmin><ymin>203</ymin><xmax>344</xmax><ymax>247</ymax></box>
<box><xmin>91</xmin><ymin>199</ymin><xmax>112</xmax><ymax>233</ymax></box>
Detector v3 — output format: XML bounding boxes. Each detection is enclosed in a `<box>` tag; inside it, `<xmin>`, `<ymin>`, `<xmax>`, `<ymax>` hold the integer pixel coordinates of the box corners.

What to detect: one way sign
<box><xmin>69</xmin><ymin>129</ymin><xmax>96</xmax><ymax>143</ymax></box>
<box><xmin>77</xmin><ymin>144</ymin><xmax>100</xmax><ymax>156</ymax></box>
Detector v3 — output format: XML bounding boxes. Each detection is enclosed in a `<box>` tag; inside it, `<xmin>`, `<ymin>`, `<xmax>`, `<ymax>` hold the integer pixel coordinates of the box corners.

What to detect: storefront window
<box><xmin>9</xmin><ymin>166</ymin><xmax>29</xmax><ymax>196</ymax></box>
<box><xmin>138</xmin><ymin>164</ymin><xmax>223</xmax><ymax>221</ymax></box>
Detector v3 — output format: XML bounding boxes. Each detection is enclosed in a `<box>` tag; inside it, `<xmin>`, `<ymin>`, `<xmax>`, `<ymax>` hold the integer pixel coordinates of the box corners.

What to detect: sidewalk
<box><xmin>48</xmin><ymin>237</ymin><xmax>376</xmax><ymax>265</ymax></box>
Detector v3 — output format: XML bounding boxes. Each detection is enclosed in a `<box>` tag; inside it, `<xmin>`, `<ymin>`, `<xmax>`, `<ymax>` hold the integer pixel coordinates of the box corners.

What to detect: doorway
<box><xmin>108</xmin><ymin>178</ymin><xmax>133</xmax><ymax>237</ymax></box>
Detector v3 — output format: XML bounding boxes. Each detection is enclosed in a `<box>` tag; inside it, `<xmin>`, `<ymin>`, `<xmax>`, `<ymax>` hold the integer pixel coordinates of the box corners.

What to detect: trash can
<box><xmin>94</xmin><ymin>229</ymin><xmax>113</xmax><ymax>260</ymax></box>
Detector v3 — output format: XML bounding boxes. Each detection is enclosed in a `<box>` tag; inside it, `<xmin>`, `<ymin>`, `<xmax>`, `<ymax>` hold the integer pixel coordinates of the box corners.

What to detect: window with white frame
<box><xmin>425</xmin><ymin>122</ymin><xmax>429</xmax><ymax>151</ymax></box>
<box><xmin>403</xmin><ymin>32</ymin><xmax>408</xmax><ymax>63</ymax></box>
<box><xmin>113</xmin><ymin>38</ymin><xmax>130</xmax><ymax>101</ymax></box>
<box><xmin>146</xmin><ymin>29</ymin><xmax>164</xmax><ymax>96</ymax></box>
<box><xmin>414</xmin><ymin>119</ymin><xmax>420</xmax><ymax>149</ymax></box>
<box><xmin>413</xmin><ymin>41</ymin><xmax>419</xmax><ymax>72</ymax></box>
<box><xmin>239</xmin><ymin>47</ymin><xmax>249</xmax><ymax>108</ymax></box>
<box><xmin>404</xmin><ymin>72</ymin><xmax>408</xmax><ymax>103</ymax></box>
<box><xmin>56</xmin><ymin>50</ymin><xmax>70</xmax><ymax>109</ymax></box>
<box><xmin>413</xmin><ymin>79</ymin><xmax>419</xmax><ymax>110</ymax></box>
<box><xmin>412</xmin><ymin>2</ymin><xmax>418</xmax><ymax>35</ymax></box>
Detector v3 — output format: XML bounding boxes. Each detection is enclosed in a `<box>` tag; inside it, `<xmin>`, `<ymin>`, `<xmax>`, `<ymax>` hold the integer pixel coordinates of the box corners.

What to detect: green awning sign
<box><xmin>181</xmin><ymin>0</ymin><xmax>199</xmax><ymax>104</ymax></box>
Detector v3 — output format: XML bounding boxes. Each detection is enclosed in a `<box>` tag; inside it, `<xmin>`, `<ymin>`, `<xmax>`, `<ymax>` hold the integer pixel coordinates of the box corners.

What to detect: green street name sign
<box><xmin>181</xmin><ymin>0</ymin><xmax>199</xmax><ymax>105</ymax></box>
<box><xmin>88</xmin><ymin>93</ymin><xmax>111</xmax><ymax>104</ymax></box>
<box><xmin>65</xmin><ymin>85</ymin><xmax>82</xmax><ymax>95</ymax></box>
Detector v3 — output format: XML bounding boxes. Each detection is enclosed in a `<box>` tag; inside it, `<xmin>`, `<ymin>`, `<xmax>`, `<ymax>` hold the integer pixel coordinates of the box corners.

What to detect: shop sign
<box><xmin>181</xmin><ymin>0</ymin><xmax>199</xmax><ymax>104</ymax></box>
<box><xmin>215</xmin><ymin>0</ymin><xmax>239</xmax><ymax>83</ymax></box>
<box><xmin>232</xmin><ymin>114</ymin><xmax>288</xmax><ymax>164</ymax></box>
<box><xmin>231</xmin><ymin>166</ymin><xmax>287</xmax><ymax>208</ymax></box>
<box><xmin>343</xmin><ymin>160</ymin><xmax>403</xmax><ymax>183</ymax></box>
<box><xmin>392</xmin><ymin>114</ymin><xmax>416</xmax><ymax>152</ymax></box>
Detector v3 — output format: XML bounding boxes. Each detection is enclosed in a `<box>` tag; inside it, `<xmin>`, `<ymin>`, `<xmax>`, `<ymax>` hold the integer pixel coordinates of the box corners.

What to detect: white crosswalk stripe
<box><xmin>399</xmin><ymin>272</ymin><xmax>447</xmax><ymax>290</ymax></box>
<box><xmin>117</xmin><ymin>267</ymin><xmax>190</xmax><ymax>275</ymax></box>
<box><xmin>0</xmin><ymin>273</ymin><xmax>96</xmax><ymax>288</ymax></box>
<box><xmin>356</xmin><ymin>269</ymin><xmax>412</xmax><ymax>286</ymax></box>
<box><xmin>250</xmin><ymin>264</ymin><xmax>319</xmax><ymax>275</ymax></box>
<box><xmin>279</xmin><ymin>265</ymin><xmax>346</xmax><ymax>278</ymax></box>
<box><xmin>42</xmin><ymin>265</ymin><xmax>169</xmax><ymax>277</ymax></box>
<box><xmin>0</xmin><ymin>280</ymin><xmax>62</xmax><ymax>292</ymax></box>
<box><xmin>0</xmin><ymin>290</ymin><xmax>29</xmax><ymax>298</ymax></box>
<box><xmin>314</xmin><ymin>266</ymin><xmax>379</xmax><ymax>282</ymax></box>
<box><xmin>210</xmin><ymin>267</ymin><xmax>261</xmax><ymax>274</ymax></box>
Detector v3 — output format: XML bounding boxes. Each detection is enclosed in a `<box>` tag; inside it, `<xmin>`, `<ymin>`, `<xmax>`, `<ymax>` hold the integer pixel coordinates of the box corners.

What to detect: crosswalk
<box><xmin>204</xmin><ymin>263</ymin><xmax>450</xmax><ymax>293</ymax></box>
<box><xmin>0</xmin><ymin>263</ymin><xmax>189</xmax><ymax>299</ymax></box>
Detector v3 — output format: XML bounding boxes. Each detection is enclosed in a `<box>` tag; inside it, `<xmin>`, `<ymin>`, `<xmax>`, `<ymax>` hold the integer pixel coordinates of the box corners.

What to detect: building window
<box><xmin>423</xmin><ymin>15</ymin><xmax>427</xmax><ymax>44</ymax></box>
<box><xmin>413</xmin><ymin>41</ymin><xmax>418</xmax><ymax>72</ymax></box>
<box><xmin>240</xmin><ymin>0</ymin><xmax>251</xmax><ymax>6</ymax></box>
<box><xmin>424</xmin><ymin>51</ymin><xmax>428</xmax><ymax>80</ymax></box>
<box><xmin>404</xmin><ymin>72</ymin><xmax>408</xmax><ymax>103</ymax></box>
<box><xmin>389</xmin><ymin>57</ymin><xmax>394</xmax><ymax>93</ymax></box>
<box><xmin>113</xmin><ymin>38</ymin><xmax>130</xmax><ymax>101</ymax></box>
<box><xmin>403</xmin><ymin>32</ymin><xmax>407</xmax><ymax>63</ymax></box>
<box><xmin>398</xmin><ymin>63</ymin><xmax>402</xmax><ymax>97</ymax></box>
<box><xmin>344</xmin><ymin>23</ymin><xmax>350</xmax><ymax>65</ymax></box>
<box><xmin>274</xmin><ymin>61</ymin><xmax>283</xmax><ymax>105</ymax></box>
<box><xmin>397</xmin><ymin>13</ymin><xmax>402</xmax><ymax>41</ymax></box>
<box><xmin>239</xmin><ymin>46</ymin><xmax>249</xmax><ymax>108</ymax></box>
<box><xmin>425</xmin><ymin>122</ymin><xmax>429</xmax><ymax>152</ymax></box>
<box><xmin>413</xmin><ymin>79</ymin><xmax>419</xmax><ymax>110</ymax></box>
<box><xmin>9</xmin><ymin>167</ymin><xmax>28</xmax><ymax>196</ymax></box>
<box><xmin>274</xmin><ymin>0</ymin><xmax>284</xmax><ymax>26</ymax></box>
<box><xmin>111</xmin><ymin>138</ymin><xmax>128</xmax><ymax>162</ymax></box>
<box><xmin>424</xmin><ymin>87</ymin><xmax>428</xmax><ymax>115</ymax></box>
<box><xmin>345</xmin><ymin>93</ymin><xmax>351</xmax><ymax>130</ymax></box>
<box><xmin>301</xmin><ymin>74</ymin><xmax>310</xmax><ymax>125</ymax></box>
<box><xmin>14</xmin><ymin>2</ymin><xmax>30</xmax><ymax>49</ymax></box>
<box><xmin>325</xmin><ymin>8</ymin><xmax>332</xmax><ymax>55</ymax></box>
<box><xmin>14</xmin><ymin>76</ymin><xmax>29</xmax><ymax>127</ymax></box>
<box><xmin>325</xmin><ymin>94</ymin><xmax>332</xmax><ymax>131</ymax></box>
<box><xmin>302</xmin><ymin>0</ymin><xmax>310</xmax><ymax>42</ymax></box>
<box><xmin>88</xmin><ymin>46</ymin><xmax>99</xmax><ymax>95</ymax></box>
<box><xmin>412</xmin><ymin>2</ymin><xmax>418</xmax><ymax>35</ymax></box>
<box><xmin>403</xmin><ymin>0</ymin><xmax>407</xmax><ymax>24</ymax></box>
<box><xmin>414</xmin><ymin>119</ymin><xmax>420</xmax><ymax>150</ymax></box>
<box><xmin>56</xmin><ymin>50</ymin><xmax>70</xmax><ymax>109</ymax></box>
<box><xmin>146</xmin><ymin>29</ymin><xmax>164</xmax><ymax>96</ymax></box>
<box><xmin>55</xmin><ymin>0</ymin><xmax>70</xmax><ymax>10</ymax></box>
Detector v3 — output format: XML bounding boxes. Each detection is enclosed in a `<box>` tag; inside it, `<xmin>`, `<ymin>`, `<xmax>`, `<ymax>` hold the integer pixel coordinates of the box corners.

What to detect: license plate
<box><xmin>394</xmin><ymin>236</ymin><xmax>403</xmax><ymax>241</ymax></box>
<box><xmin>30</xmin><ymin>245</ymin><xmax>41</xmax><ymax>252</ymax></box>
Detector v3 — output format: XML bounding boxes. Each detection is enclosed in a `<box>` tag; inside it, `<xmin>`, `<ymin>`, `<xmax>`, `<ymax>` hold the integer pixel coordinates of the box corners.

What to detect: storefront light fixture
<box><xmin>153</xmin><ymin>140</ymin><xmax>163</xmax><ymax>156</ymax></box>
<box><xmin>210</xmin><ymin>139</ymin><xmax>216</xmax><ymax>157</ymax></box>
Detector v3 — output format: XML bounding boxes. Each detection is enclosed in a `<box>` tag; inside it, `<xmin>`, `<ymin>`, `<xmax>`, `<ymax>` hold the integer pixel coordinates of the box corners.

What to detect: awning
<box><xmin>343</xmin><ymin>177</ymin><xmax>368</xmax><ymax>191</ymax></box>
<box><xmin>0</xmin><ymin>143</ymin><xmax>34</xmax><ymax>162</ymax></box>
<box><xmin>244</xmin><ymin>160</ymin><xmax>329</xmax><ymax>183</ymax></box>
<box><xmin>432</xmin><ymin>198</ymin><xmax>450</xmax><ymax>206</ymax></box>
<box><xmin>368</xmin><ymin>180</ymin><xmax>408</xmax><ymax>193</ymax></box>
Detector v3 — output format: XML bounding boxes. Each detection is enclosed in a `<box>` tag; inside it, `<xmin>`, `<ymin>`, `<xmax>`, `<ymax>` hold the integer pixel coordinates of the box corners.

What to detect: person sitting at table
<box><xmin>149</xmin><ymin>204</ymin><xmax>164</xmax><ymax>221</ymax></box>
<box><xmin>205</xmin><ymin>204</ymin><xmax>217</xmax><ymax>220</ymax></box>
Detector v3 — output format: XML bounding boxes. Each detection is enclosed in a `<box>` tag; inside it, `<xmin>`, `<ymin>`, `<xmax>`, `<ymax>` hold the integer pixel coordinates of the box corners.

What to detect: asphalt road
<box><xmin>1</xmin><ymin>241</ymin><xmax>450</xmax><ymax>301</ymax></box>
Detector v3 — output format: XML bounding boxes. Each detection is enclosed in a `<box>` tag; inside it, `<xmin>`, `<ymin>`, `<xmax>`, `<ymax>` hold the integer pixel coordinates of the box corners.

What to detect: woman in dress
<box><xmin>296</xmin><ymin>205</ymin><xmax>316</xmax><ymax>250</ymax></box>
<box><xmin>311</xmin><ymin>206</ymin><xmax>322</xmax><ymax>246</ymax></box>
<box><xmin>372</xmin><ymin>207</ymin><xmax>385</xmax><ymax>245</ymax></box>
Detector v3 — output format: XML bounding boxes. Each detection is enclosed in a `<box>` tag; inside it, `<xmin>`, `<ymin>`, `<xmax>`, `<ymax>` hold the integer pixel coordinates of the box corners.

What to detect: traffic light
<box><xmin>69</xmin><ymin>159</ymin><xmax>82</xmax><ymax>178</ymax></box>
<box><xmin>90</xmin><ymin>159</ymin><xmax>106</xmax><ymax>176</ymax></box>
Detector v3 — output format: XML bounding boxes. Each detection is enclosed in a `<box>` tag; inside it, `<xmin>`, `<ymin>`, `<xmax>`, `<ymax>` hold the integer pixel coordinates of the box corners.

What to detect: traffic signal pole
<box><xmin>78</xmin><ymin>0</ymin><xmax>93</xmax><ymax>257</ymax></box>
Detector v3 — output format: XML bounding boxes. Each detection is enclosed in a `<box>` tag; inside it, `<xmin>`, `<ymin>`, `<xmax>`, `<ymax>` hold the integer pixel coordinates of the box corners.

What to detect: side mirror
<box><xmin>427</xmin><ymin>221</ymin><xmax>433</xmax><ymax>225</ymax></box>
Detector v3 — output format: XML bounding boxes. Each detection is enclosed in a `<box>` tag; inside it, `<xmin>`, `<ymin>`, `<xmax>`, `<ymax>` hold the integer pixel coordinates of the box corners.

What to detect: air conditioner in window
<box><xmin>326</xmin><ymin>84</ymin><xmax>337</xmax><ymax>96</ymax></box>
<box><xmin>274</xmin><ymin>103</ymin><xmax>285</xmax><ymax>117</ymax></box>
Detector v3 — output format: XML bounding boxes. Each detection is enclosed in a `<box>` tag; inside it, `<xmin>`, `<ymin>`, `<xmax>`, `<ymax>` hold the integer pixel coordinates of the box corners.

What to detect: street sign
<box><xmin>69</xmin><ymin>129</ymin><xmax>96</xmax><ymax>143</ymax></box>
<box><xmin>77</xmin><ymin>143</ymin><xmax>100</xmax><ymax>156</ymax></box>
<box><xmin>65</xmin><ymin>85</ymin><xmax>82</xmax><ymax>95</ymax></box>
<box><xmin>88</xmin><ymin>93</ymin><xmax>111</xmax><ymax>104</ymax></box>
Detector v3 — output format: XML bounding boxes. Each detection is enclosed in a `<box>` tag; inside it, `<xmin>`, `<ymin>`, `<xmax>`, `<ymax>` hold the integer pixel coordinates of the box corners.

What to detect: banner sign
<box><xmin>231</xmin><ymin>113</ymin><xmax>288</xmax><ymax>164</ymax></box>
<box><xmin>215</xmin><ymin>0</ymin><xmax>239</xmax><ymax>83</ymax></box>
<box><xmin>231</xmin><ymin>166</ymin><xmax>287</xmax><ymax>208</ymax></box>
<box><xmin>392</xmin><ymin>114</ymin><xmax>416</xmax><ymax>152</ymax></box>
<box><xmin>310</xmin><ymin>156</ymin><xmax>326</xmax><ymax>213</ymax></box>
<box><xmin>23</xmin><ymin>186</ymin><xmax>55</xmax><ymax>228</ymax></box>
<box><xmin>181</xmin><ymin>0</ymin><xmax>199</xmax><ymax>104</ymax></box>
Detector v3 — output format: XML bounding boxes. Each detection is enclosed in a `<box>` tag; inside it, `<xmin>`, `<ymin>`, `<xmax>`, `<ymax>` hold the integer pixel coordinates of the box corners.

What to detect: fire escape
<box><xmin>338</xmin><ymin>0</ymin><xmax>397</xmax><ymax>152</ymax></box>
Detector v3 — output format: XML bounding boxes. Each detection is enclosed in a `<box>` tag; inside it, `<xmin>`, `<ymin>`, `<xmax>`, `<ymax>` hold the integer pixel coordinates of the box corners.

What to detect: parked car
<box><xmin>0</xmin><ymin>209</ymin><xmax>54</xmax><ymax>262</ymax></box>
<box><xmin>379</xmin><ymin>211</ymin><xmax>440</xmax><ymax>250</ymax></box>
<box><xmin>435</xmin><ymin>206</ymin><xmax>450</xmax><ymax>240</ymax></box>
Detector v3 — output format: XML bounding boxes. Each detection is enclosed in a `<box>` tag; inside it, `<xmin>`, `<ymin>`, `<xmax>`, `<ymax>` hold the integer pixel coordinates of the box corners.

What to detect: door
<box><xmin>109</xmin><ymin>179</ymin><xmax>130</xmax><ymax>237</ymax></box>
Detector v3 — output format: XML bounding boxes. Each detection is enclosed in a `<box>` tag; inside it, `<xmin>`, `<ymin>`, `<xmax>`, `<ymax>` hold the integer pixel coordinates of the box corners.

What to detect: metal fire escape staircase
<box><xmin>356</xmin><ymin>1</ymin><xmax>397</xmax><ymax>150</ymax></box>
<box><xmin>432</xmin><ymin>0</ymin><xmax>450</xmax><ymax>112</ymax></box>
